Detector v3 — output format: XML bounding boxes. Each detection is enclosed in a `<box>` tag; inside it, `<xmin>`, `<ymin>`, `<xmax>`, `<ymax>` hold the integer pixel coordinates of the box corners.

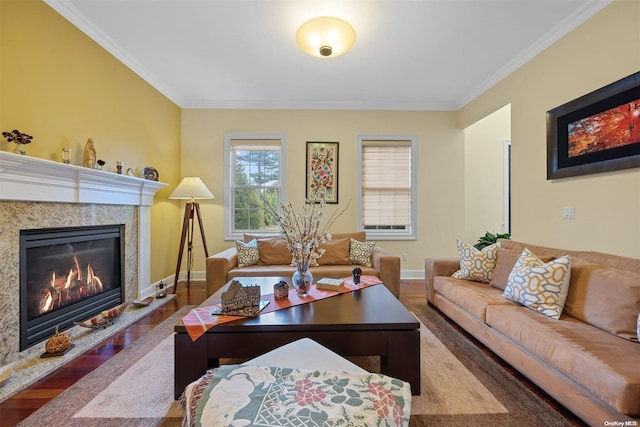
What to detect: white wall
<box><xmin>464</xmin><ymin>104</ymin><xmax>511</xmax><ymax>244</ymax></box>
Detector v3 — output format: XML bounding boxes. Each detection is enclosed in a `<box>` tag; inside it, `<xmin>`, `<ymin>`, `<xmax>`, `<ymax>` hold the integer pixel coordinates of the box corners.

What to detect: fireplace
<box><xmin>19</xmin><ymin>225</ymin><xmax>125</xmax><ymax>350</ymax></box>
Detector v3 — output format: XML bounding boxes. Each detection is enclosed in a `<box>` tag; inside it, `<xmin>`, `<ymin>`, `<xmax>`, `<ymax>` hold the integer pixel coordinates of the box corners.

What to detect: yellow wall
<box><xmin>464</xmin><ymin>104</ymin><xmax>511</xmax><ymax>243</ymax></box>
<box><xmin>0</xmin><ymin>0</ymin><xmax>183</xmax><ymax>281</ymax></box>
<box><xmin>181</xmin><ymin>109</ymin><xmax>466</xmax><ymax>272</ymax></box>
<box><xmin>458</xmin><ymin>0</ymin><xmax>640</xmax><ymax>258</ymax></box>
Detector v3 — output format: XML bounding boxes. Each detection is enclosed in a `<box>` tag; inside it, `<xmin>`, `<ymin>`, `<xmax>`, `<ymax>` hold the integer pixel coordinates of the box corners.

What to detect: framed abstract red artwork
<box><xmin>306</xmin><ymin>142</ymin><xmax>338</xmax><ymax>203</ymax></box>
<box><xmin>547</xmin><ymin>71</ymin><xmax>640</xmax><ymax>179</ymax></box>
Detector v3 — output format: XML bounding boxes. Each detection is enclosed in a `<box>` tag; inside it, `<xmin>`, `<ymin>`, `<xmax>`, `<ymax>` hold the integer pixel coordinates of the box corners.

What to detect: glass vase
<box><xmin>292</xmin><ymin>262</ymin><xmax>313</xmax><ymax>297</ymax></box>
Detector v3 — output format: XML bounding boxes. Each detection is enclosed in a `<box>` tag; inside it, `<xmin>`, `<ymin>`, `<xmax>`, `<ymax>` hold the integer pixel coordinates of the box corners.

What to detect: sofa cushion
<box><xmin>490</xmin><ymin>248</ymin><xmax>554</xmax><ymax>291</ymax></box>
<box><xmin>257</xmin><ymin>237</ymin><xmax>292</xmax><ymax>265</ymax></box>
<box><xmin>486</xmin><ymin>304</ymin><xmax>640</xmax><ymax>414</ymax></box>
<box><xmin>502</xmin><ymin>249</ymin><xmax>571</xmax><ymax>320</ymax></box>
<box><xmin>499</xmin><ymin>239</ymin><xmax>640</xmax><ymax>273</ymax></box>
<box><xmin>244</xmin><ymin>233</ymin><xmax>275</xmax><ymax>243</ymax></box>
<box><xmin>227</xmin><ymin>265</ymin><xmax>378</xmax><ymax>281</ymax></box>
<box><xmin>332</xmin><ymin>231</ymin><xmax>366</xmax><ymax>242</ymax></box>
<box><xmin>433</xmin><ymin>276</ymin><xmax>515</xmax><ymax>322</ymax></box>
<box><xmin>564</xmin><ymin>259</ymin><xmax>640</xmax><ymax>341</ymax></box>
<box><xmin>316</xmin><ymin>238</ymin><xmax>350</xmax><ymax>265</ymax></box>
<box><xmin>236</xmin><ymin>239</ymin><xmax>259</xmax><ymax>267</ymax></box>
<box><xmin>349</xmin><ymin>239</ymin><xmax>375</xmax><ymax>266</ymax></box>
<box><xmin>453</xmin><ymin>241</ymin><xmax>501</xmax><ymax>283</ymax></box>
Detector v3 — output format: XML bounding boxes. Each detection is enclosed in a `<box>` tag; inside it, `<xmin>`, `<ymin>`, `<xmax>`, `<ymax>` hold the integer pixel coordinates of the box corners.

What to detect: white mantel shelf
<box><xmin>0</xmin><ymin>151</ymin><xmax>167</xmax><ymax>205</ymax></box>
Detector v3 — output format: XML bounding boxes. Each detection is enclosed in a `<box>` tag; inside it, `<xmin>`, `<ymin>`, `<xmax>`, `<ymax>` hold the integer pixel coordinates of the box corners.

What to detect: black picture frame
<box><xmin>546</xmin><ymin>71</ymin><xmax>640</xmax><ymax>179</ymax></box>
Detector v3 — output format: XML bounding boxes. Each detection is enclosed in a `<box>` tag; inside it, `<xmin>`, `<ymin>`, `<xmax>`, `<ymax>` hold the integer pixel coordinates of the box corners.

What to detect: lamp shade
<box><xmin>169</xmin><ymin>177</ymin><xmax>215</xmax><ymax>200</ymax></box>
<box><xmin>296</xmin><ymin>16</ymin><xmax>356</xmax><ymax>58</ymax></box>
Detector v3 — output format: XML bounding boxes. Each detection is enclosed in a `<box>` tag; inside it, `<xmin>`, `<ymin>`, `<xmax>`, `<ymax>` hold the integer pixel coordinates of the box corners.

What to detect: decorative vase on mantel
<box><xmin>13</xmin><ymin>143</ymin><xmax>27</xmax><ymax>155</ymax></box>
<box><xmin>292</xmin><ymin>262</ymin><xmax>313</xmax><ymax>297</ymax></box>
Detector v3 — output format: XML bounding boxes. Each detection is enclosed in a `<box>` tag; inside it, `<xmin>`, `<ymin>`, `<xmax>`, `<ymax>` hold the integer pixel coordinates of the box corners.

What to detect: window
<box><xmin>224</xmin><ymin>134</ymin><xmax>285</xmax><ymax>240</ymax></box>
<box><xmin>357</xmin><ymin>135</ymin><xmax>417</xmax><ymax>240</ymax></box>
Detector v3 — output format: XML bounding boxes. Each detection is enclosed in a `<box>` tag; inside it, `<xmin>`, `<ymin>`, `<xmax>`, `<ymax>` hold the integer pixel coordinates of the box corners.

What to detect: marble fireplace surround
<box><xmin>0</xmin><ymin>151</ymin><xmax>166</xmax><ymax>363</ymax></box>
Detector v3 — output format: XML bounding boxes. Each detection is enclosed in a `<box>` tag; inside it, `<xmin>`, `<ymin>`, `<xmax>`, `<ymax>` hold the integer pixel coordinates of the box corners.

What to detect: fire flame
<box><xmin>38</xmin><ymin>256</ymin><xmax>105</xmax><ymax>314</ymax></box>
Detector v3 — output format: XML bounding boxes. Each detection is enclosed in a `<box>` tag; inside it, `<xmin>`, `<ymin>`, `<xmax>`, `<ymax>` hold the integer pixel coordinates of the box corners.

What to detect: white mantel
<box><xmin>0</xmin><ymin>151</ymin><xmax>166</xmax><ymax>205</ymax></box>
<box><xmin>0</xmin><ymin>151</ymin><xmax>168</xmax><ymax>298</ymax></box>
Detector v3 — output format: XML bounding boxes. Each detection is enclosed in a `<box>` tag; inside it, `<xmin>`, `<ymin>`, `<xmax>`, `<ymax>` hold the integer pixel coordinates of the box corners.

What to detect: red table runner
<box><xmin>181</xmin><ymin>275</ymin><xmax>383</xmax><ymax>341</ymax></box>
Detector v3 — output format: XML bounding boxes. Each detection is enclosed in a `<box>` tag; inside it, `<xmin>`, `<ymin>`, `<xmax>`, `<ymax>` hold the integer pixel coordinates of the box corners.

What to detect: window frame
<box><xmin>356</xmin><ymin>135</ymin><xmax>417</xmax><ymax>241</ymax></box>
<box><xmin>223</xmin><ymin>133</ymin><xmax>286</xmax><ymax>240</ymax></box>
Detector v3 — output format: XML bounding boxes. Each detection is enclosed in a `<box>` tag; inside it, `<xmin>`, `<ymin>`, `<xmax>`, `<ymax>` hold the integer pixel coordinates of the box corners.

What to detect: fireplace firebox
<box><xmin>20</xmin><ymin>225</ymin><xmax>125</xmax><ymax>351</ymax></box>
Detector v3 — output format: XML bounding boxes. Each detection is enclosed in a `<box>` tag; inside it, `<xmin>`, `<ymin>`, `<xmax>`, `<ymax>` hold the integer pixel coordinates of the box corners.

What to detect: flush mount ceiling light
<box><xmin>296</xmin><ymin>16</ymin><xmax>356</xmax><ymax>58</ymax></box>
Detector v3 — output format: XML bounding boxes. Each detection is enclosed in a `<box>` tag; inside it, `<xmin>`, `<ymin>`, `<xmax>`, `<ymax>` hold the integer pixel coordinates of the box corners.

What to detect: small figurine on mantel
<box><xmin>83</xmin><ymin>138</ymin><xmax>97</xmax><ymax>169</ymax></box>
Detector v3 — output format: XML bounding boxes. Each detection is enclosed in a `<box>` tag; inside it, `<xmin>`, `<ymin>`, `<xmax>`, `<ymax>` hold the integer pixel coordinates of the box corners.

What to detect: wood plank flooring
<box><xmin>0</xmin><ymin>279</ymin><xmax>581</xmax><ymax>426</ymax></box>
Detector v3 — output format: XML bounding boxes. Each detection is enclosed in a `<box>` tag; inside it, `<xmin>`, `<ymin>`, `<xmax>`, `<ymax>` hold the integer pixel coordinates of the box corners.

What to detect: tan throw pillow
<box><xmin>257</xmin><ymin>237</ymin><xmax>292</xmax><ymax>265</ymax></box>
<box><xmin>490</xmin><ymin>248</ymin><xmax>554</xmax><ymax>290</ymax></box>
<box><xmin>236</xmin><ymin>239</ymin><xmax>259</xmax><ymax>267</ymax></box>
<box><xmin>454</xmin><ymin>240</ymin><xmax>502</xmax><ymax>283</ymax></box>
<box><xmin>564</xmin><ymin>261</ymin><xmax>640</xmax><ymax>341</ymax></box>
<box><xmin>350</xmin><ymin>238</ymin><xmax>375</xmax><ymax>267</ymax></box>
<box><xmin>502</xmin><ymin>249</ymin><xmax>571</xmax><ymax>320</ymax></box>
<box><xmin>331</xmin><ymin>231</ymin><xmax>366</xmax><ymax>242</ymax></box>
<box><xmin>243</xmin><ymin>233</ymin><xmax>275</xmax><ymax>243</ymax></box>
<box><xmin>316</xmin><ymin>238</ymin><xmax>350</xmax><ymax>265</ymax></box>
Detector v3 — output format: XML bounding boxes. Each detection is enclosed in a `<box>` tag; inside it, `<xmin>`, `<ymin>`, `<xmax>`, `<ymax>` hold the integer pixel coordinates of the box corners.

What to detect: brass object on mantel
<box><xmin>83</xmin><ymin>138</ymin><xmax>96</xmax><ymax>169</ymax></box>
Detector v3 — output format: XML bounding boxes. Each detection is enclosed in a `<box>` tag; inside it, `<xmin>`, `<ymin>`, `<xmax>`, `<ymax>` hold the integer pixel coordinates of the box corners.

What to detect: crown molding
<box><xmin>43</xmin><ymin>0</ymin><xmax>185</xmax><ymax>107</ymax></box>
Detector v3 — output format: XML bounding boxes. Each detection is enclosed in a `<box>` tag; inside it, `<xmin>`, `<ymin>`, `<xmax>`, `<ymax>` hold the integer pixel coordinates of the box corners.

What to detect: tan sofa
<box><xmin>206</xmin><ymin>232</ymin><xmax>401</xmax><ymax>298</ymax></box>
<box><xmin>425</xmin><ymin>239</ymin><xmax>640</xmax><ymax>426</ymax></box>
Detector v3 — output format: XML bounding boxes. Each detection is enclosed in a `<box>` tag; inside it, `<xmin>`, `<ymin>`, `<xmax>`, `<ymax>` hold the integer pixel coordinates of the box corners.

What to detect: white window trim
<box><xmin>223</xmin><ymin>133</ymin><xmax>286</xmax><ymax>241</ymax></box>
<box><xmin>356</xmin><ymin>134</ymin><xmax>418</xmax><ymax>241</ymax></box>
<box><xmin>503</xmin><ymin>139</ymin><xmax>511</xmax><ymax>234</ymax></box>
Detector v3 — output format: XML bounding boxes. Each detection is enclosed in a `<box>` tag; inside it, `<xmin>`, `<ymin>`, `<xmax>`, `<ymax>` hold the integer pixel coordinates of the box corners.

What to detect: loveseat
<box><xmin>206</xmin><ymin>232</ymin><xmax>401</xmax><ymax>298</ymax></box>
<box><xmin>425</xmin><ymin>239</ymin><xmax>640</xmax><ymax>426</ymax></box>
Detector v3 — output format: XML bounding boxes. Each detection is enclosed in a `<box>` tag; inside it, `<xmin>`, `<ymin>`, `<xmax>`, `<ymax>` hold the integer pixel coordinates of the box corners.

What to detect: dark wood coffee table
<box><xmin>174</xmin><ymin>277</ymin><xmax>420</xmax><ymax>399</ymax></box>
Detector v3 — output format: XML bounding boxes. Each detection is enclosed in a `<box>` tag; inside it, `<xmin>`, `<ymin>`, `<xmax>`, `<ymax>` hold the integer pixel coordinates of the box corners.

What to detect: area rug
<box><xmin>0</xmin><ymin>294</ymin><xmax>176</xmax><ymax>404</ymax></box>
<box><xmin>18</xmin><ymin>304</ymin><xmax>577</xmax><ymax>426</ymax></box>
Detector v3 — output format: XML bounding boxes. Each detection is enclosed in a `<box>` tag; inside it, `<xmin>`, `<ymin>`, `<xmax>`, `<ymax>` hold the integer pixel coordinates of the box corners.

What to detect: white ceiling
<box><xmin>44</xmin><ymin>0</ymin><xmax>611</xmax><ymax>111</ymax></box>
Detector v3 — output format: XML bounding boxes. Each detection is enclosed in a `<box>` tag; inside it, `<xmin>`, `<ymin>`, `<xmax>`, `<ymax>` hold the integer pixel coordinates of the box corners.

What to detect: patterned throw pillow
<box><xmin>349</xmin><ymin>239</ymin><xmax>376</xmax><ymax>267</ymax></box>
<box><xmin>502</xmin><ymin>248</ymin><xmax>571</xmax><ymax>320</ymax></box>
<box><xmin>236</xmin><ymin>239</ymin><xmax>259</xmax><ymax>267</ymax></box>
<box><xmin>453</xmin><ymin>240</ymin><xmax>502</xmax><ymax>283</ymax></box>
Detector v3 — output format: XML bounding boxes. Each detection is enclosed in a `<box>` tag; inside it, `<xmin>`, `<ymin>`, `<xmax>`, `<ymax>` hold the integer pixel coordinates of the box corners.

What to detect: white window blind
<box><xmin>358</xmin><ymin>137</ymin><xmax>416</xmax><ymax>239</ymax></box>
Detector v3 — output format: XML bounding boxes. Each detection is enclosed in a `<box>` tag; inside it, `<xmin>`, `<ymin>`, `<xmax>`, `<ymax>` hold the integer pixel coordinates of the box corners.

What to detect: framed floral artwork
<box><xmin>306</xmin><ymin>141</ymin><xmax>338</xmax><ymax>203</ymax></box>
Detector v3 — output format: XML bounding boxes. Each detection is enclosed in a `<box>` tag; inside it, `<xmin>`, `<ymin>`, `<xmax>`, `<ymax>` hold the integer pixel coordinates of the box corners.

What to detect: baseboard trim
<box><xmin>401</xmin><ymin>270</ymin><xmax>424</xmax><ymax>280</ymax></box>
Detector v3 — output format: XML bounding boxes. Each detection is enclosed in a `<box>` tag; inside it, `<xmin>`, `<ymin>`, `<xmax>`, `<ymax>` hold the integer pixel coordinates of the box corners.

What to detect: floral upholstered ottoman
<box><xmin>180</xmin><ymin>338</ymin><xmax>412</xmax><ymax>426</ymax></box>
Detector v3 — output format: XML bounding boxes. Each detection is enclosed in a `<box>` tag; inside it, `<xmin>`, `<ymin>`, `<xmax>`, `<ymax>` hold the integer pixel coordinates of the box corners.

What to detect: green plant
<box><xmin>474</xmin><ymin>231</ymin><xmax>511</xmax><ymax>250</ymax></box>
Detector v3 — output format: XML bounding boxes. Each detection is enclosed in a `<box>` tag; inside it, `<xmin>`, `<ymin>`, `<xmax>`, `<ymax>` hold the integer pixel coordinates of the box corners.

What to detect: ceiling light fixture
<box><xmin>296</xmin><ymin>16</ymin><xmax>356</xmax><ymax>58</ymax></box>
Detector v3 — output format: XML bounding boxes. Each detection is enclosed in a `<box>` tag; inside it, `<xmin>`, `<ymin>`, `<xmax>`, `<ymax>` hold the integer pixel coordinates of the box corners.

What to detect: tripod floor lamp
<box><xmin>169</xmin><ymin>177</ymin><xmax>215</xmax><ymax>293</ymax></box>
